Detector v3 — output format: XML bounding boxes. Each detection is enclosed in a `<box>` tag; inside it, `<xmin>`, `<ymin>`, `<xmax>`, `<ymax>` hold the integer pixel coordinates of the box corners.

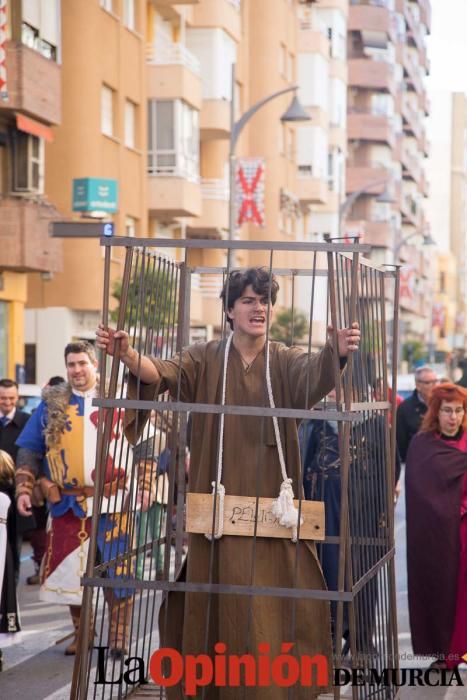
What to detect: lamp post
<box><xmin>228</xmin><ymin>64</ymin><xmax>310</xmax><ymax>249</ymax></box>
<box><xmin>393</xmin><ymin>229</ymin><xmax>436</xmax><ymax>261</ymax></box>
<box><xmin>338</xmin><ymin>177</ymin><xmax>393</xmax><ymax>235</ymax></box>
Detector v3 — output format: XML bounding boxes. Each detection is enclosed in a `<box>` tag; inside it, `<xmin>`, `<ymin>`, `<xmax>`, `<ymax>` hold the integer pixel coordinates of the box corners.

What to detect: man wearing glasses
<box><xmin>396</xmin><ymin>366</ymin><xmax>438</xmax><ymax>462</ymax></box>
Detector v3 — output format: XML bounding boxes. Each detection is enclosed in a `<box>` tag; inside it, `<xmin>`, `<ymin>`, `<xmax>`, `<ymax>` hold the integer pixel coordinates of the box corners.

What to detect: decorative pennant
<box><xmin>0</xmin><ymin>0</ymin><xmax>8</xmax><ymax>101</ymax></box>
<box><xmin>236</xmin><ymin>158</ymin><xmax>265</xmax><ymax>228</ymax></box>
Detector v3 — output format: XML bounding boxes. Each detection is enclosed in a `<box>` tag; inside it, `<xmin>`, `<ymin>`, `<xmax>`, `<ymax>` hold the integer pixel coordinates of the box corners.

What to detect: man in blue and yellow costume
<box><xmin>14</xmin><ymin>341</ymin><xmax>151</xmax><ymax>657</ymax></box>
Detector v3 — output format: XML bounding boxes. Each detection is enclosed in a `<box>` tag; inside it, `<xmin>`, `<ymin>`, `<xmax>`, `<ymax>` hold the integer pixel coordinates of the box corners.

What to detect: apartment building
<box><xmin>11</xmin><ymin>0</ymin><xmax>350</xmax><ymax>377</ymax></box>
<box><xmin>345</xmin><ymin>0</ymin><xmax>431</xmax><ymax>340</ymax></box>
<box><xmin>0</xmin><ymin>0</ymin><xmax>62</xmax><ymax>379</ymax></box>
<box><xmin>449</xmin><ymin>92</ymin><xmax>467</xmax><ymax>350</ymax></box>
<box><xmin>25</xmin><ymin>0</ymin><xmax>147</xmax><ymax>383</ymax></box>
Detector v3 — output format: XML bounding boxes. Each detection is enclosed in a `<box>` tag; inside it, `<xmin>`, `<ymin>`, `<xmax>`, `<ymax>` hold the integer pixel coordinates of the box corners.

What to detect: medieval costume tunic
<box><xmin>15</xmin><ymin>383</ymin><xmax>133</xmax><ymax>607</ymax></box>
<box><xmin>126</xmin><ymin>338</ymin><xmax>339</xmax><ymax>699</ymax></box>
<box><xmin>405</xmin><ymin>429</ymin><xmax>467</xmax><ymax>665</ymax></box>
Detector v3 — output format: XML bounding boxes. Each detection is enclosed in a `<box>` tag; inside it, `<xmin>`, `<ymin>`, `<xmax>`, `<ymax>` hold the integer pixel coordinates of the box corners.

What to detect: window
<box><xmin>101</xmin><ymin>85</ymin><xmax>115</xmax><ymax>137</ymax></box>
<box><xmin>123</xmin><ymin>0</ymin><xmax>136</xmax><ymax>31</ymax></box>
<box><xmin>21</xmin><ymin>22</ymin><xmax>56</xmax><ymax>61</ymax></box>
<box><xmin>21</xmin><ymin>0</ymin><xmax>60</xmax><ymax>61</ymax></box>
<box><xmin>124</xmin><ymin>100</ymin><xmax>136</xmax><ymax>148</ymax></box>
<box><xmin>148</xmin><ymin>100</ymin><xmax>199</xmax><ymax>181</ymax></box>
<box><xmin>125</xmin><ymin>216</ymin><xmax>137</xmax><ymax>237</ymax></box>
<box><xmin>12</xmin><ymin>132</ymin><xmax>44</xmax><ymax>193</ymax></box>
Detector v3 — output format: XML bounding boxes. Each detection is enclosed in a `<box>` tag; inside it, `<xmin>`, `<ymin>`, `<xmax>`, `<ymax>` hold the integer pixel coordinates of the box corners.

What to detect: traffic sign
<box><xmin>50</xmin><ymin>222</ymin><xmax>115</xmax><ymax>238</ymax></box>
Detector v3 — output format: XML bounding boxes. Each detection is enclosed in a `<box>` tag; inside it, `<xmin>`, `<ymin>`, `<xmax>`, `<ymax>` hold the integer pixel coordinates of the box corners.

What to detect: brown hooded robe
<box><xmin>126</xmin><ymin>339</ymin><xmax>338</xmax><ymax>698</ymax></box>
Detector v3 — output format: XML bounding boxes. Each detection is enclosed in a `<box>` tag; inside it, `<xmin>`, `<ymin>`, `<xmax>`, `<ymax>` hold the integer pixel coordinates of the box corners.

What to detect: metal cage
<box><xmin>71</xmin><ymin>237</ymin><xmax>400</xmax><ymax>700</ymax></box>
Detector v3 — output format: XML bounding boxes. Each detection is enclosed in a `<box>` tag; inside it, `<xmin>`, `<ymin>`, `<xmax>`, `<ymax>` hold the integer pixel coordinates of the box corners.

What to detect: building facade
<box><xmin>345</xmin><ymin>0</ymin><xmax>432</xmax><ymax>342</ymax></box>
<box><xmin>449</xmin><ymin>92</ymin><xmax>467</xmax><ymax>351</ymax></box>
<box><xmin>0</xmin><ymin>0</ymin><xmax>62</xmax><ymax>379</ymax></box>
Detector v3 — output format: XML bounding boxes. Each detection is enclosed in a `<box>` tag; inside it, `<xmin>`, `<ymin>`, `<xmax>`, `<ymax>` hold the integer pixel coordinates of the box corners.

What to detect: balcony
<box><xmin>398</xmin><ymin>46</ymin><xmax>424</xmax><ymax>95</ymax></box>
<box><xmin>347</xmin><ymin>109</ymin><xmax>394</xmax><ymax>146</ymax></box>
<box><xmin>187</xmin><ymin>179</ymin><xmax>229</xmax><ymax>237</ymax></box>
<box><xmin>348</xmin><ymin>58</ymin><xmax>395</xmax><ymax>94</ymax></box>
<box><xmin>147</xmin><ymin>151</ymin><xmax>201</xmax><ymax>218</ymax></box>
<box><xmin>146</xmin><ymin>43</ymin><xmax>202</xmax><ymax>110</ymax></box>
<box><xmin>348</xmin><ymin>3</ymin><xmax>394</xmax><ymax>47</ymax></box>
<box><xmin>0</xmin><ymin>42</ymin><xmax>61</xmax><ymax>125</ymax></box>
<box><xmin>346</xmin><ymin>165</ymin><xmax>390</xmax><ymax>195</ymax></box>
<box><xmin>192</xmin><ymin>0</ymin><xmax>241</xmax><ymax>43</ymax></box>
<box><xmin>400</xmin><ymin>193</ymin><xmax>420</xmax><ymax>227</ymax></box>
<box><xmin>0</xmin><ymin>197</ymin><xmax>62</xmax><ymax>273</ymax></box>
<box><xmin>200</xmin><ymin>100</ymin><xmax>231</xmax><ymax>140</ymax></box>
<box><xmin>419</xmin><ymin>0</ymin><xmax>432</xmax><ymax>33</ymax></box>
<box><xmin>154</xmin><ymin>0</ymin><xmax>200</xmax><ymax>5</ymax></box>
<box><xmin>358</xmin><ymin>219</ymin><xmax>393</xmax><ymax>248</ymax></box>
<box><xmin>296</xmin><ymin>174</ymin><xmax>328</xmax><ymax>205</ymax></box>
<box><xmin>298</xmin><ymin>25</ymin><xmax>330</xmax><ymax>57</ymax></box>
<box><xmin>400</xmin><ymin>96</ymin><xmax>421</xmax><ymax>139</ymax></box>
<box><xmin>419</xmin><ymin>90</ymin><xmax>430</xmax><ymax>116</ymax></box>
<box><xmin>401</xmin><ymin>149</ymin><xmax>421</xmax><ymax>184</ymax></box>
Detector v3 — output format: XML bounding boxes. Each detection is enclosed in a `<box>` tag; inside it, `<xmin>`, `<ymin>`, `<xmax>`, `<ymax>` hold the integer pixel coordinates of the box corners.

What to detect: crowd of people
<box><xmin>0</xmin><ymin>266</ymin><xmax>466</xmax><ymax>691</ymax></box>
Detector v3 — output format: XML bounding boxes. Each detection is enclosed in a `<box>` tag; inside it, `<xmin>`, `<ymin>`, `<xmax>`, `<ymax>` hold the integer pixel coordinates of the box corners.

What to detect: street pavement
<box><xmin>1</xmin><ymin>472</ymin><xmax>466</xmax><ymax>699</ymax></box>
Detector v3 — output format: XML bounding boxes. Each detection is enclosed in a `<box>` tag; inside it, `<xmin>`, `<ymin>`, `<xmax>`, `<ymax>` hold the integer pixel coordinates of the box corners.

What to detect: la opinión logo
<box><xmin>95</xmin><ymin>643</ymin><xmax>329</xmax><ymax>694</ymax></box>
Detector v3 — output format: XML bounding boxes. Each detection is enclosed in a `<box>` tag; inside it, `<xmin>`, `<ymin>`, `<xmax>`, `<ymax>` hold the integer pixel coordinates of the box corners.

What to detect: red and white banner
<box><xmin>399</xmin><ymin>266</ymin><xmax>415</xmax><ymax>300</ymax></box>
<box><xmin>236</xmin><ymin>158</ymin><xmax>265</xmax><ymax>228</ymax></box>
<box><xmin>0</xmin><ymin>0</ymin><xmax>7</xmax><ymax>101</ymax></box>
<box><xmin>431</xmin><ymin>302</ymin><xmax>446</xmax><ymax>328</ymax></box>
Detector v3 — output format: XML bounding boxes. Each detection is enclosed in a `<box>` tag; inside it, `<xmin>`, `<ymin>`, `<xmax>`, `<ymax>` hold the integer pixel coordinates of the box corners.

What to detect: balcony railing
<box><xmin>201</xmin><ymin>178</ymin><xmax>229</xmax><ymax>200</ymax></box>
<box><xmin>146</xmin><ymin>42</ymin><xmax>201</xmax><ymax>76</ymax></box>
<box><xmin>148</xmin><ymin>150</ymin><xmax>200</xmax><ymax>183</ymax></box>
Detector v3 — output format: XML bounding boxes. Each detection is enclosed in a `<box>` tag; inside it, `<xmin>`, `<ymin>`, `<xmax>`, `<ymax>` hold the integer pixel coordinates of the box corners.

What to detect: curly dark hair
<box><xmin>64</xmin><ymin>340</ymin><xmax>97</xmax><ymax>363</ymax></box>
<box><xmin>220</xmin><ymin>267</ymin><xmax>279</xmax><ymax>330</ymax></box>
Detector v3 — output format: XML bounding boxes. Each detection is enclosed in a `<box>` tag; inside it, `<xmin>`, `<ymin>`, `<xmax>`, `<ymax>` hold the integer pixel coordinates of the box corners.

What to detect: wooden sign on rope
<box><xmin>186</xmin><ymin>493</ymin><xmax>325</xmax><ymax>541</ymax></box>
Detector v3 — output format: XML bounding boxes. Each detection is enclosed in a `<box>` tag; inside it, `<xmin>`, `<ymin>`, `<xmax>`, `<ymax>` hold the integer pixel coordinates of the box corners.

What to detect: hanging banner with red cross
<box><xmin>432</xmin><ymin>302</ymin><xmax>446</xmax><ymax>328</ymax></box>
<box><xmin>399</xmin><ymin>266</ymin><xmax>415</xmax><ymax>300</ymax></box>
<box><xmin>0</xmin><ymin>0</ymin><xmax>8</xmax><ymax>101</ymax></box>
<box><xmin>236</xmin><ymin>158</ymin><xmax>265</xmax><ymax>228</ymax></box>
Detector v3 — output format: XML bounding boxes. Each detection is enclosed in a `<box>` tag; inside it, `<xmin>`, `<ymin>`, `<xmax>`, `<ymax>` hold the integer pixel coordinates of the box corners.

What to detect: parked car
<box><xmin>18</xmin><ymin>384</ymin><xmax>42</xmax><ymax>414</ymax></box>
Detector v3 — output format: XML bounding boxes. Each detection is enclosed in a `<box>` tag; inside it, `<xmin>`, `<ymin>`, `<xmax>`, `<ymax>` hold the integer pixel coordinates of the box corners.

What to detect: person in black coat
<box><xmin>0</xmin><ymin>379</ymin><xmax>39</xmax><ymax>583</ymax></box>
<box><xmin>396</xmin><ymin>366</ymin><xmax>438</xmax><ymax>461</ymax></box>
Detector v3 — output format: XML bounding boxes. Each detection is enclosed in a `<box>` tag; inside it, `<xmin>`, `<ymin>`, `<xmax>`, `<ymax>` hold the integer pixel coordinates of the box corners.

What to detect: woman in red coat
<box><xmin>406</xmin><ymin>383</ymin><xmax>467</xmax><ymax>669</ymax></box>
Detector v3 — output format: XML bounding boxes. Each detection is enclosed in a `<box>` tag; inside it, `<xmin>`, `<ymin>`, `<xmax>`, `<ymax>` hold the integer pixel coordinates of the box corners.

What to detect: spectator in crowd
<box><xmin>405</xmin><ymin>383</ymin><xmax>467</xmax><ymax>669</ymax></box>
<box><xmin>396</xmin><ymin>366</ymin><xmax>438</xmax><ymax>462</ymax></box>
<box><xmin>0</xmin><ymin>379</ymin><xmax>41</xmax><ymax>584</ymax></box>
<box><xmin>0</xmin><ymin>450</ymin><xmax>21</xmax><ymax>671</ymax></box>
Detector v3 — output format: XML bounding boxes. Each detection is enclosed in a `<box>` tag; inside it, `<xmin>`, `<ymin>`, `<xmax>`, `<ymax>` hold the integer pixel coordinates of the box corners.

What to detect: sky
<box><xmin>425</xmin><ymin>0</ymin><xmax>467</xmax><ymax>251</ymax></box>
<box><xmin>426</xmin><ymin>0</ymin><xmax>467</xmax><ymax>94</ymax></box>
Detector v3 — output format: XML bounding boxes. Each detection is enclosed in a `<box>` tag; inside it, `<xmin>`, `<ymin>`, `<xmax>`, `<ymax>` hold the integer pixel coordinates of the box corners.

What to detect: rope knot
<box><xmin>271</xmin><ymin>478</ymin><xmax>303</xmax><ymax>542</ymax></box>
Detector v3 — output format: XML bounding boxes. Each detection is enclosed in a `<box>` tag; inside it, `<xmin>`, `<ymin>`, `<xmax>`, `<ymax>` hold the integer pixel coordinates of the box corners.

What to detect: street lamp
<box><xmin>393</xmin><ymin>230</ymin><xmax>435</xmax><ymax>261</ymax></box>
<box><xmin>338</xmin><ymin>177</ymin><xmax>393</xmax><ymax>235</ymax></box>
<box><xmin>228</xmin><ymin>64</ymin><xmax>311</xmax><ymax>246</ymax></box>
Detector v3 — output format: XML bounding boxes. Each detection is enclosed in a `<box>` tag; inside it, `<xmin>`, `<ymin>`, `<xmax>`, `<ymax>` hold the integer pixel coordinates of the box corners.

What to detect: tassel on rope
<box><xmin>271</xmin><ymin>478</ymin><xmax>303</xmax><ymax>543</ymax></box>
<box><xmin>205</xmin><ymin>481</ymin><xmax>225</xmax><ymax>540</ymax></box>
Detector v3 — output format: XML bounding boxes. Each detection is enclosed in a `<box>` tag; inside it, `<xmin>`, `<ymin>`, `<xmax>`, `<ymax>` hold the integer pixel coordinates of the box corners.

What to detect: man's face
<box><xmin>66</xmin><ymin>352</ymin><xmax>98</xmax><ymax>392</ymax></box>
<box><xmin>415</xmin><ymin>370</ymin><xmax>438</xmax><ymax>402</ymax></box>
<box><xmin>227</xmin><ymin>285</ymin><xmax>274</xmax><ymax>338</ymax></box>
<box><xmin>0</xmin><ymin>386</ymin><xmax>19</xmax><ymax>416</ymax></box>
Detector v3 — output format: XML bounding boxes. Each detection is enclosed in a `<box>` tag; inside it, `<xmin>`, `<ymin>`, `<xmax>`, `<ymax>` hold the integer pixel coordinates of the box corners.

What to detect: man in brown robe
<box><xmin>96</xmin><ymin>267</ymin><xmax>360</xmax><ymax>699</ymax></box>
